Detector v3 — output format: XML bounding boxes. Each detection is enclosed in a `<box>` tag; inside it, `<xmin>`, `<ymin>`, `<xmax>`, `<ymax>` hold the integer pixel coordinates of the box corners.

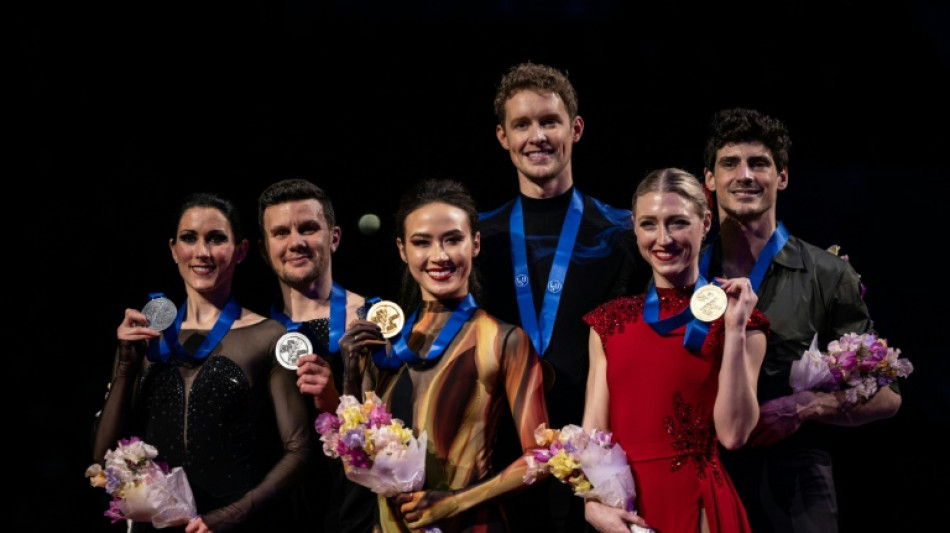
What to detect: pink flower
<box><xmin>368</xmin><ymin>405</ymin><xmax>392</xmax><ymax>427</ymax></box>
<box><xmin>315</xmin><ymin>412</ymin><xmax>341</xmax><ymax>435</ymax></box>
<box><xmin>314</xmin><ymin>392</ymin><xmax>428</xmax><ymax>498</ymax></box>
<box><xmin>790</xmin><ymin>332</ymin><xmax>912</xmax><ymax>405</ymax></box>
<box><xmin>105</xmin><ymin>500</ymin><xmax>125</xmax><ymax>524</ymax></box>
<box><xmin>86</xmin><ymin>437</ymin><xmax>197</xmax><ymax>527</ymax></box>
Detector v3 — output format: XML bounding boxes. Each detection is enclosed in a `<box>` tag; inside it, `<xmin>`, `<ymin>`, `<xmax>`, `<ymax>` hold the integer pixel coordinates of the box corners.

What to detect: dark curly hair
<box><xmin>703</xmin><ymin>108</ymin><xmax>791</xmax><ymax>172</ymax></box>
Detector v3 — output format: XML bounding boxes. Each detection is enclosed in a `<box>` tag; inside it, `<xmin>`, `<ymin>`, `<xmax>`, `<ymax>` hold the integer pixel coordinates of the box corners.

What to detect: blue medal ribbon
<box><xmin>700</xmin><ymin>221</ymin><xmax>789</xmax><ymax>293</ymax></box>
<box><xmin>643</xmin><ymin>277</ymin><xmax>714</xmax><ymax>351</ymax></box>
<box><xmin>270</xmin><ymin>281</ymin><xmax>348</xmax><ymax>354</ymax></box>
<box><xmin>147</xmin><ymin>293</ymin><xmax>241</xmax><ymax>363</ymax></box>
<box><xmin>510</xmin><ymin>189</ymin><xmax>584</xmax><ymax>357</ymax></box>
<box><xmin>374</xmin><ymin>294</ymin><xmax>478</xmax><ymax>369</ymax></box>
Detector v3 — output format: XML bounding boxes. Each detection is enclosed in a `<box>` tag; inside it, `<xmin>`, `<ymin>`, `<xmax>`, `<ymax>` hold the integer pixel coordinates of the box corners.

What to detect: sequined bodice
<box><xmin>137</xmin><ymin>320</ymin><xmax>301</xmax><ymax>509</ymax></box>
<box><xmin>656</xmin><ymin>285</ymin><xmax>693</xmax><ymax>317</ymax></box>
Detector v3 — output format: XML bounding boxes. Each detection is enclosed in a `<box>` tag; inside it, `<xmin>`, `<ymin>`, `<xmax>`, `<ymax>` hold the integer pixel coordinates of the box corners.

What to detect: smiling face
<box><xmin>634</xmin><ymin>191</ymin><xmax>710</xmax><ymax>288</ymax></box>
<box><xmin>705</xmin><ymin>140</ymin><xmax>788</xmax><ymax>225</ymax></box>
<box><xmin>260</xmin><ymin>198</ymin><xmax>339</xmax><ymax>290</ymax></box>
<box><xmin>397</xmin><ymin>201</ymin><xmax>480</xmax><ymax>302</ymax></box>
<box><xmin>495</xmin><ymin>89</ymin><xmax>583</xmax><ymax>191</ymax></box>
<box><xmin>170</xmin><ymin>206</ymin><xmax>247</xmax><ymax>297</ymax></box>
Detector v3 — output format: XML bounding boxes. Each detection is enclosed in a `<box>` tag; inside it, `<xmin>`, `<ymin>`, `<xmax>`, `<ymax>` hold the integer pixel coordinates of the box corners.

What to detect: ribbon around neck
<box><xmin>270</xmin><ymin>281</ymin><xmax>348</xmax><ymax>354</ymax></box>
<box><xmin>509</xmin><ymin>188</ymin><xmax>584</xmax><ymax>357</ymax></box>
<box><xmin>374</xmin><ymin>294</ymin><xmax>478</xmax><ymax>369</ymax></box>
<box><xmin>700</xmin><ymin>221</ymin><xmax>789</xmax><ymax>293</ymax></box>
<box><xmin>642</xmin><ymin>277</ymin><xmax>714</xmax><ymax>351</ymax></box>
<box><xmin>147</xmin><ymin>293</ymin><xmax>241</xmax><ymax>364</ymax></box>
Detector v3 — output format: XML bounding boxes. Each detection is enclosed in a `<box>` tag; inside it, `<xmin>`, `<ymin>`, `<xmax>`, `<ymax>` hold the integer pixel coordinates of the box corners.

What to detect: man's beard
<box><xmin>279</xmin><ymin>257</ymin><xmax>327</xmax><ymax>290</ymax></box>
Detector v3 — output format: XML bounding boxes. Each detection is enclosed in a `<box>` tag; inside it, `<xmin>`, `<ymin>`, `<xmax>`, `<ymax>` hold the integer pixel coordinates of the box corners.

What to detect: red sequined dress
<box><xmin>583</xmin><ymin>286</ymin><xmax>769</xmax><ymax>533</ymax></box>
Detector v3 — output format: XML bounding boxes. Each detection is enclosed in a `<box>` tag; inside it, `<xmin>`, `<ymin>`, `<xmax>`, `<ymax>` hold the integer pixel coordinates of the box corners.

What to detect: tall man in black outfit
<box><xmin>476</xmin><ymin>62</ymin><xmax>650</xmax><ymax>533</ymax></box>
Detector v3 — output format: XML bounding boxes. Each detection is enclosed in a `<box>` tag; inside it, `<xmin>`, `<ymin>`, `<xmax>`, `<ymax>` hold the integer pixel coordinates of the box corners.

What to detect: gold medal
<box><xmin>367</xmin><ymin>300</ymin><xmax>405</xmax><ymax>339</ymax></box>
<box><xmin>690</xmin><ymin>284</ymin><xmax>728</xmax><ymax>322</ymax></box>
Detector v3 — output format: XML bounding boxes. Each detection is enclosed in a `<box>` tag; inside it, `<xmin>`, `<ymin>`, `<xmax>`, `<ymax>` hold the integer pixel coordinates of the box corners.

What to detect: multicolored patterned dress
<box><xmin>372</xmin><ymin>300</ymin><xmax>549</xmax><ymax>533</ymax></box>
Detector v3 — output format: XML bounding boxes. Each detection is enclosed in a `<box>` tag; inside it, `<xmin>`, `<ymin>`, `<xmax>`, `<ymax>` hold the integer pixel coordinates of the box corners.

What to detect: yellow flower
<box><xmin>363</xmin><ymin>427</ymin><xmax>377</xmax><ymax>455</ymax></box>
<box><xmin>549</xmin><ymin>449</ymin><xmax>580</xmax><ymax>480</ymax></box>
<box><xmin>341</xmin><ymin>405</ymin><xmax>368</xmax><ymax>431</ymax></box>
<box><xmin>569</xmin><ymin>473</ymin><xmax>592</xmax><ymax>493</ymax></box>
<box><xmin>392</xmin><ymin>424</ymin><xmax>414</xmax><ymax>444</ymax></box>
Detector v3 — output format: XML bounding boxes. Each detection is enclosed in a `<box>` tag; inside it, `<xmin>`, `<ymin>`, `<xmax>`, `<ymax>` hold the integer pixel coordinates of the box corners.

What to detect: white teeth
<box><xmin>427</xmin><ymin>269</ymin><xmax>455</xmax><ymax>281</ymax></box>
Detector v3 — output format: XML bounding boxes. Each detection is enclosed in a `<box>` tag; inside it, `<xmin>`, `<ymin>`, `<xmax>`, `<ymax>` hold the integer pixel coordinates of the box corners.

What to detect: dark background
<box><xmin>17</xmin><ymin>1</ymin><xmax>948</xmax><ymax>531</ymax></box>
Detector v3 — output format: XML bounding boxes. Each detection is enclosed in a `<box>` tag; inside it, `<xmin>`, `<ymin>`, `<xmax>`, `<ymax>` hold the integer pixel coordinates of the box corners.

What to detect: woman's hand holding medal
<box><xmin>715</xmin><ymin>277</ymin><xmax>759</xmax><ymax>328</ymax></box>
<box><xmin>117</xmin><ymin>308</ymin><xmax>164</xmax><ymax>364</ymax></box>
<box><xmin>339</xmin><ymin>300</ymin><xmax>405</xmax><ymax>377</ymax></box>
<box><xmin>117</xmin><ymin>295</ymin><xmax>178</xmax><ymax>359</ymax></box>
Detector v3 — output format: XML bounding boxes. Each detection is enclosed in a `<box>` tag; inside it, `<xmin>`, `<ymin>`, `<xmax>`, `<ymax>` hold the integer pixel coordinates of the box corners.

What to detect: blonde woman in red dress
<box><xmin>582</xmin><ymin>168</ymin><xmax>768</xmax><ymax>533</ymax></box>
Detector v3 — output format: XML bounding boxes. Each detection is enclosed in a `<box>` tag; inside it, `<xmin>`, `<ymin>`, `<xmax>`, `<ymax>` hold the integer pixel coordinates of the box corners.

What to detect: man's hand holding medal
<box><xmin>293</xmin><ymin>300</ymin><xmax>406</xmax><ymax>410</ymax></box>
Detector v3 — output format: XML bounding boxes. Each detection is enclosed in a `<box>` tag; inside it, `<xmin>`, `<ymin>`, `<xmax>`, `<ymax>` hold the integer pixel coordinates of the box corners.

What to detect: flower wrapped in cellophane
<box><xmin>315</xmin><ymin>391</ymin><xmax>427</xmax><ymax>498</ymax></box>
<box><xmin>85</xmin><ymin>436</ymin><xmax>197</xmax><ymax>528</ymax></box>
<box><xmin>790</xmin><ymin>332</ymin><xmax>913</xmax><ymax>405</ymax></box>
<box><xmin>525</xmin><ymin>423</ymin><xmax>653</xmax><ymax>533</ymax></box>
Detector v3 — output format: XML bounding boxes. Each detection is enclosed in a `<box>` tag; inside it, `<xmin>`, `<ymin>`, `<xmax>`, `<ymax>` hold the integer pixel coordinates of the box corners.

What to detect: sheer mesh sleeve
<box><xmin>198</xmin><ymin>319</ymin><xmax>315</xmax><ymax>532</ymax></box>
<box><xmin>92</xmin><ymin>341</ymin><xmax>149</xmax><ymax>462</ymax></box>
<box><xmin>92</xmin><ymin>317</ymin><xmax>316</xmax><ymax>533</ymax></box>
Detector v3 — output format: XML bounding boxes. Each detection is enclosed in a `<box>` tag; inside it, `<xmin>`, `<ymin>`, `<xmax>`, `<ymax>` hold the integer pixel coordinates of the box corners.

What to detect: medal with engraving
<box><xmin>275</xmin><ymin>331</ymin><xmax>313</xmax><ymax>370</ymax></box>
<box><xmin>142</xmin><ymin>297</ymin><xmax>177</xmax><ymax>331</ymax></box>
<box><xmin>366</xmin><ymin>300</ymin><xmax>406</xmax><ymax>339</ymax></box>
<box><xmin>689</xmin><ymin>284</ymin><xmax>728</xmax><ymax>322</ymax></box>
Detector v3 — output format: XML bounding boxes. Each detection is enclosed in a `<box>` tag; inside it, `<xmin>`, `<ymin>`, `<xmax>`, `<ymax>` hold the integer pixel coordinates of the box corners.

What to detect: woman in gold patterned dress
<box><xmin>339</xmin><ymin>179</ymin><xmax>550</xmax><ymax>532</ymax></box>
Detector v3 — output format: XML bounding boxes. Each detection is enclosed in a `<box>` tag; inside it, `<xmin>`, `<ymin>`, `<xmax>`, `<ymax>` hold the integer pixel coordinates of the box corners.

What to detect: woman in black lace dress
<box><xmin>92</xmin><ymin>192</ymin><xmax>314</xmax><ymax>533</ymax></box>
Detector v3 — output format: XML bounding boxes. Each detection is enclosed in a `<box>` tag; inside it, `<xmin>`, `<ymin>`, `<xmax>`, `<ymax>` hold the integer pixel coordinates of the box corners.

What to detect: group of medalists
<box><xmin>91</xmin><ymin>62</ymin><xmax>903</xmax><ymax>533</ymax></box>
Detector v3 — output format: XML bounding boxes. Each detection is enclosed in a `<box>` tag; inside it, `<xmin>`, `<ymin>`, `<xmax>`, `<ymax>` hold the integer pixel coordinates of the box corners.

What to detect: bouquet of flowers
<box><xmin>790</xmin><ymin>332</ymin><xmax>913</xmax><ymax>404</ymax></box>
<box><xmin>315</xmin><ymin>391</ymin><xmax>427</xmax><ymax>498</ymax></box>
<box><xmin>85</xmin><ymin>436</ymin><xmax>197</xmax><ymax>528</ymax></box>
<box><xmin>525</xmin><ymin>423</ymin><xmax>653</xmax><ymax>533</ymax></box>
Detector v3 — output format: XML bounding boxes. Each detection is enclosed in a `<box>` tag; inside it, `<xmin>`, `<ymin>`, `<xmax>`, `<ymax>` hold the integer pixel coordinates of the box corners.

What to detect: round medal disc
<box><xmin>690</xmin><ymin>284</ymin><xmax>728</xmax><ymax>322</ymax></box>
<box><xmin>367</xmin><ymin>300</ymin><xmax>406</xmax><ymax>339</ymax></box>
<box><xmin>142</xmin><ymin>297</ymin><xmax>177</xmax><ymax>331</ymax></box>
<box><xmin>275</xmin><ymin>331</ymin><xmax>313</xmax><ymax>370</ymax></box>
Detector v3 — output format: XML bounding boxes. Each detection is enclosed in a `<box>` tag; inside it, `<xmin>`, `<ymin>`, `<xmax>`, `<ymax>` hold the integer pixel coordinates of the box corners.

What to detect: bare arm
<box><xmin>581</xmin><ymin>325</ymin><xmax>651</xmax><ymax>532</ymax></box>
<box><xmin>582</xmin><ymin>328</ymin><xmax>610</xmax><ymax>433</ymax></box>
<box><xmin>713</xmin><ymin>277</ymin><xmax>766</xmax><ymax>450</ymax></box>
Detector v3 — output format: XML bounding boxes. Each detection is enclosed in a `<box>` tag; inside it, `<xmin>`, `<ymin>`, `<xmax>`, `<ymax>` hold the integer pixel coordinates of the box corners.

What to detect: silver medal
<box><xmin>142</xmin><ymin>297</ymin><xmax>177</xmax><ymax>331</ymax></box>
<box><xmin>275</xmin><ymin>331</ymin><xmax>313</xmax><ymax>370</ymax></box>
